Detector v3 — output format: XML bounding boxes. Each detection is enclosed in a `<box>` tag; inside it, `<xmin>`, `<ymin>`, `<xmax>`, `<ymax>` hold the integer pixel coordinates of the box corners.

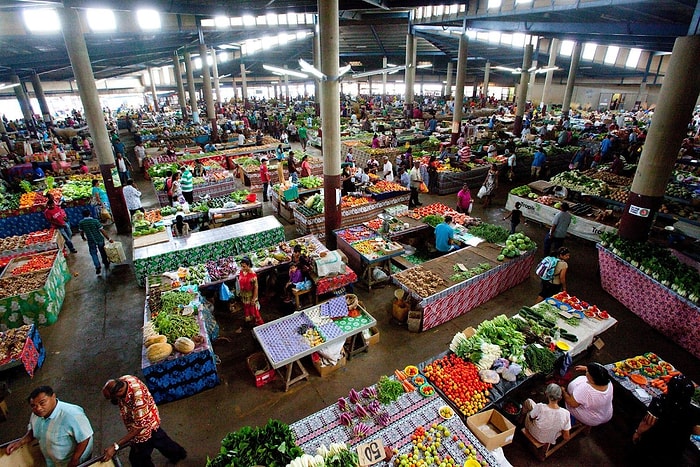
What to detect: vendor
<box><xmin>341</xmin><ymin>166</ymin><xmax>355</xmax><ymax>195</ymax></box>
<box><xmin>290</xmin><ymin>245</ymin><xmax>312</xmax><ymax>278</ymax></box>
<box><xmin>193</xmin><ymin>160</ymin><xmax>206</xmax><ymax>177</ymax></box>
<box><xmin>561</xmin><ymin>363</ymin><xmax>614</xmax><ymax>428</ymax></box>
<box><xmin>523</xmin><ymin>383</ymin><xmax>571</xmax><ymax>446</ymax></box>
<box><xmin>366</xmin><ymin>155</ymin><xmax>380</xmax><ymax>174</ymax></box>
<box><xmin>435</xmin><ymin>215</ymin><xmax>460</xmax><ymax>254</ymax></box>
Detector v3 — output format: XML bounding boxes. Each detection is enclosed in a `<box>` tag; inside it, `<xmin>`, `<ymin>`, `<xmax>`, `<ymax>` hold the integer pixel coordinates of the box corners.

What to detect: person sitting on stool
<box><xmin>435</xmin><ymin>215</ymin><xmax>460</xmax><ymax>255</ymax></box>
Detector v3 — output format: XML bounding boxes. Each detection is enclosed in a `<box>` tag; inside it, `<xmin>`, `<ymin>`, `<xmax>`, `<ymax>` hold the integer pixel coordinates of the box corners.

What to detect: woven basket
<box><xmin>345</xmin><ymin>293</ymin><xmax>359</xmax><ymax>310</ymax></box>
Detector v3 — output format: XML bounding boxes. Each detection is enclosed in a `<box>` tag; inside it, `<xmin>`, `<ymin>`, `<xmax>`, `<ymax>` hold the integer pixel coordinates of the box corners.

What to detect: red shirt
<box><xmin>117</xmin><ymin>375</ymin><xmax>160</xmax><ymax>443</ymax></box>
<box><xmin>260</xmin><ymin>163</ymin><xmax>270</xmax><ymax>183</ymax></box>
<box><xmin>45</xmin><ymin>206</ymin><xmax>67</xmax><ymax>227</ymax></box>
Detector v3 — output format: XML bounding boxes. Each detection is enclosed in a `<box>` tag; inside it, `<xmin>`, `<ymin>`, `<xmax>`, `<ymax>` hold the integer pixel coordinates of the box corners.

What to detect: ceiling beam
<box><xmin>463</xmin><ymin>20</ymin><xmax>688</xmax><ymax>39</ymax></box>
<box><xmin>369</xmin><ymin>25</ymin><xmax>387</xmax><ymax>56</ymax></box>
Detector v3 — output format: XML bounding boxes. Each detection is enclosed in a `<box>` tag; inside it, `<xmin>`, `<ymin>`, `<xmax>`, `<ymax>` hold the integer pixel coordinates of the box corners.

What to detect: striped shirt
<box><xmin>78</xmin><ymin>217</ymin><xmax>105</xmax><ymax>245</ymax></box>
<box><xmin>30</xmin><ymin>400</ymin><xmax>94</xmax><ymax>467</ymax></box>
<box><xmin>180</xmin><ymin>168</ymin><xmax>193</xmax><ymax>193</ymax></box>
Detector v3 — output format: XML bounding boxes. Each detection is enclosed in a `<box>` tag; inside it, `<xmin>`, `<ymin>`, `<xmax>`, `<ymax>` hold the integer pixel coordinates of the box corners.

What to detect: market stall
<box><xmin>597</xmin><ymin>243</ymin><xmax>700</xmax><ymax>359</ymax></box>
<box><xmin>335</xmin><ymin>225</ymin><xmax>404</xmax><ymax>289</ymax></box>
<box><xmin>393</xmin><ymin>246</ymin><xmax>536</xmax><ymax>331</ymax></box>
<box><xmin>270</xmin><ymin>176</ymin><xmax>324</xmax><ymax>224</ymax></box>
<box><xmin>234</xmin><ymin>155</ymin><xmax>324</xmax><ymax>192</ymax></box>
<box><xmin>0</xmin><ymin>250</ymin><xmax>71</xmax><ymax>329</ymax></box>
<box><xmin>0</xmin><ymin>229</ymin><xmax>64</xmax><ymax>267</ymax></box>
<box><xmin>0</xmin><ymin>324</ymin><xmax>45</xmax><ymax>377</ymax></box>
<box><xmin>253</xmin><ymin>297</ymin><xmax>377</xmax><ymax>391</ymax></box>
<box><xmin>133</xmin><ymin>215</ymin><xmax>285</xmax><ymax>286</ymax></box>
<box><xmin>141</xmin><ymin>287</ymin><xmax>219</xmax><ymax>404</ymax></box>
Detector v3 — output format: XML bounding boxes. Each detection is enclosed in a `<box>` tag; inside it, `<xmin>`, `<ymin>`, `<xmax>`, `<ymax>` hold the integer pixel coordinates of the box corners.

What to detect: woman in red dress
<box><xmin>238</xmin><ymin>257</ymin><xmax>263</xmax><ymax>325</ymax></box>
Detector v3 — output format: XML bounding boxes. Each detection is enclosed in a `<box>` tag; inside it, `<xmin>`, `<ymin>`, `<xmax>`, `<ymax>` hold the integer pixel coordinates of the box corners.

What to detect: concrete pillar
<box><xmin>404</xmin><ymin>32</ymin><xmax>415</xmax><ymax>106</ymax></box>
<box><xmin>562</xmin><ymin>41</ymin><xmax>582</xmax><ymax>116</ymax></box>
<box><xmin>183</xmin><ymin>50</ymin><xmax>199</xmax><ymax>123</ymax></box>
<box><xmin>450</xmin><ymin>30</ymin><xmax>468</xmax><ymax>145</ymax></box>
<box><xmin>11</xmin><ymin>75</ymin><xmax>36</xmax><ymax>132</ymax></box>
<box><xmin>198</xmin><ymin>42</ymin><xmax>217</xmax><ymax>140</ymax></box>
<box><xmin>541</xmin><ymin>38</ymin><xmax>559</xmax><ymax>109</ymax></box>
<box><xmin>240</xmin><ymin>63</ymin><xmax>249</xmax><ymax>104</ymax></box>
<box><xmin>31</xmin><ymin>72</ymin><xmax>52</xmax><ymax>125</ymax></box>
<box><xmin>444</xmin><ymin>61</ymin><xmax>453</xmax><ymax>99</ymax></box>
<box><xmin>619</xmin><ymin>36</ymin><xmax>700</xmax><ymax>241</ymax></box>
<box><xmin>513</xmin><ymin>44</ymin><xmax>533</xmax><ymax>136</ymax></box>
<box><xmin>483</xmin><ymin>61</ymin><xmax>491</xmax><ymax>102</ymax></box>
<box><xmin>173</xmin><ymin>52</ymin><xmax>187</xmax><ymax>119</ymax></box>
<box><xmin>148</xmin><ymin>68</ymin><xmax>159</xmax><ymax>112</ymax></box>
<box><xmin>357</xmin><ymin>81</ymin><xmax>361</xmax><ymax>97</ymax></box>
<box><xmin>232</xmin><ymin>76</ymin><xmax>238</xmax><ymax>100</ymax></box>
<box><xmin>284</xmin><ymin>66</ymin><xmax>290</xmax><ymax>107</ymax></box>
<box><xmin>59</xmin><ymin>7</ymin><xmax>129</xmax><ymax>233</ymax></box>
<box><xmin>313</xmin><ymin>21</ymin><xmax>322</xmax><ymax>114</ymax></box>
<box><xmin>210</xmin><ymin>48</ymin><xmax>221</xmax><ymax>106</ymax></box>
<box><xmin>319</xmin><ymin>0</ymin><xmax>341</xmax><ymax>247</ymax></box>
<box><xmin>382</xmin><ymin>56</ymin><xmax>388</xmax><ymax>98</ymax></box>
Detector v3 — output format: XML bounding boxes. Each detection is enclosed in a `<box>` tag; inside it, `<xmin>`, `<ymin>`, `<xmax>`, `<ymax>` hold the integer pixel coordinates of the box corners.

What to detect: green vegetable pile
<box><xmin>422</xmin><ymin>214</ymin><xmax>444</xmax><ymax>228</ymax></box>
<box><xmin>206</xmin><ymin>419</ymin><xmax>302</xmax><ymax>467</ymax></box>
<box><xmin>468</xmin><ymin>223</ymin><xmax>510</xmax><ymax>244</ymax></box>
<box><xmin>60</xmin><ymin>180</ymin><xmax>94</xmax><ymax>200</ymax></box>
<box><xmin>153</xmin><ymin>312</ymin><xmax>199</xmax><ymax>344</ymax></box>
<box><xmin>451</xmin><ymin>314</ymin><xmax>526</xmax><ymax>365</ymax></box>
<box><xmin>524</xmin><ymin>344</ymin><xmax>558</xmax><ymax>374</ymax></box>
<box><xmin>510</xmin><ymin>185</ymin><xmax>532</xmax><ymax>196</ymax></box>
<box><xmin>377</xmin><ymin>375</ymin><xmax>404</xmax><ymax>404</ymax></box>
<box><xmin>450</xmin><ymin>262</ymin><xmax>492</xmax><ymax>282</ymax></box>
<box><xmin>159</xmin><ymin>290</ymin><xmax>195</xmax><ymax>315</ymax></box>
<box><xmin>550</xmin><ymin>170</ymin><xmax>608</xmax><ymax>196</ymax></box>
<box><xmin>298</xmin><ymin>175</ymin><xmax>323</xmax><ymax>189</ymax></box>
<box><xmin>160</xmin><ymin>206</ymin><xmax>177</xmax><ymax>216</ymax></box>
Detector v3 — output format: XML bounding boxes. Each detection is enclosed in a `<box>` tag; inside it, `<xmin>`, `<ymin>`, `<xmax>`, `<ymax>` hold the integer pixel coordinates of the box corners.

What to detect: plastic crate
<box><xmin>247</xmin><ymin>352</ymin><xmax>276</xmax><ymax>387</ymax></box>
<box><xmin>283</xmin><ymin>186</ymin><xmax>299</xmax><ymax>201</ymax></box>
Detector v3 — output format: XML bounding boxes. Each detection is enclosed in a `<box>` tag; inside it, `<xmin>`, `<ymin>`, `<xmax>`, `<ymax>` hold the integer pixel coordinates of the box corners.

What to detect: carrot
<box><xmin>395</xmin><ymin>370</ymin><xmax>406</xmax><ymax>381</ymax></box>
<box><xmin>402</xmin><ymin>380</ymin><xmax>415</xmax><ymax>392</ymax></box>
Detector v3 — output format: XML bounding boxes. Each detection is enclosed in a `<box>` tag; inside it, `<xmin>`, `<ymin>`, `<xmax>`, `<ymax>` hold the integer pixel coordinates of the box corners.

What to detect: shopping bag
<box><xmin>100</xmin><ymin>207</ymin><xmax>112</xmax><ymax>223</ymax></box>
<box><xmin>104</xmin><ymin>241</ymin><xmax>126</xmax><ymax>263</ymax></box>
<box><xmin>419</xmin><ymin>182</ymin><xmax>429</xmax><ymax>193</ymax></box>
<box><xmin>220</xmin><ymin>283</ymin><xmax>232</xmax><ymax>301</ymax></box>
<box><xmin>468</xmin><ymin>200</ymin><xmax>474</xmax><ymax>214</ymax></box>
<box><xmin>477</xmin><ymin>186</ymin><xmax>488</xmax><ymax>199</ymax></box>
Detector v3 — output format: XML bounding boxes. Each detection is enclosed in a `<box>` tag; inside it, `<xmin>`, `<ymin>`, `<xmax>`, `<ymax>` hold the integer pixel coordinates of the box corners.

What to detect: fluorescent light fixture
<box><xmin>136</xmin><ymin>9</ymin><xmax>160</xmax><ymax>30</ymax></box>
<box><xmin>278</xmin><ymin>33</ymin><xmax>289</xmax><ymax>45</ymax></box>
<box><xmin>242</xmin><ymin>15</ymin><xmax>255</xmax><ymax>26</ymax></box>
<box><xmin>493</xmin><ymin>65</ymin><xmax>521</xmax><ymax>74</ymax></box>
<box><xmin>386</xmin><ymin>63</ymin><xmax>398</xmax><ymax>68</ymax></box>
<box><xmin>528</xmin><ymin>66</ymin><xmax>537</xmax><ymax>72</ymax></box>
<box><xmin>230</xmin><ymin>17</ymin><xmax>243</xmax><ymax>26</ymax></box>
<box><xmin>488</xmin><ymin>0</ymin><xmax>502</xmax><ymax>8</ymax></box>
<box><xmin>299</xmin><ymin>58</ymin><xmax>326</xmax><ymax>80</ymax></box>
<box><xmin>560</xmin><ymin>40</ymin><xmax>575</xmax><ymax>56</ymax></box>
<box><xmin>626</xmin><ymin>48</ymin><xmax>642</xmax><ymax>68</ymax></box>
<box><xmin>0</xmin><ymin>83</ymin><xmax>21</xmax><ymax>91</ymax></box>
<box><xmin>86</xmin><ymin>8</ymin><xmax>116</xmax><ymax>31</ymax></box>
<box><xmin>352</xmin><ymin>65</ymin><xmax>406</xmax><ymax>79</ymax></box>
<box><xmin>23</xmin><ymin>8</ymin><xmax>60</xmax><ymax>32</ymax></box>
<box><xmin>219</xmin><ymin>52</ymin><xmax>229</xmax><ymax>62</ymax></box>
<box><xmin>263</xmin><ymin>64</ymin><xmax>308</xmax><ymax>79</ymax></box>
<box><xmin>266</xmin><ymin>13</ymin><xmax>278</xmax><ymax>25</ymax></box>
<box><xmin>219</xmin><ymin>44</ymin><xmax>236</xmax><ymax>50</ymax></box>
<box><xmin>214</xmin><ymin>16</ymin><xmax>230</xmax><ymax>28</ymax></box>
<box><xmin>535</xmin><ymin>66</ymin><xmax>559</xmax><ymax>74</ymax></box>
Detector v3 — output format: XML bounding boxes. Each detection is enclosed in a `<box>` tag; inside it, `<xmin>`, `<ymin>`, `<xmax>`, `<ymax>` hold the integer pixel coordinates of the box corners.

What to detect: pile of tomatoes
<box><xmin>422</xmin><ymin>354</ymin><xmax>492</xmax><ymax>417</ymax></box>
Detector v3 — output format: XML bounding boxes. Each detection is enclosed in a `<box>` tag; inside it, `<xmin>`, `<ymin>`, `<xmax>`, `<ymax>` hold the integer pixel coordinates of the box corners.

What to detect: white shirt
<box><xmin>507</xmin><ymin>154</ymin><xmax>516</xmax><ymax>167</ymax></box>
<box><xmin>383</xmin><ymin>161</ymin><xmax>394</xmax><ymax>181</ymax></box>
<box><xmin>525</xmin><ymin>403</ymin><xmax>571</xmax><ymax>445</ymax></box>
<box><xmin>238</xmin><ymin>134</ymin><xmax>245</xmax><ymax>145</ymax></box>
<box><xmin>122</xmin><ymin>185</ymin><xmax>142</xmax><ymax>210</ymax></box>
<box><xmin>116</xmin><ymin>158</ymin><xmax>127</xmax><ymax>172</ymax></box>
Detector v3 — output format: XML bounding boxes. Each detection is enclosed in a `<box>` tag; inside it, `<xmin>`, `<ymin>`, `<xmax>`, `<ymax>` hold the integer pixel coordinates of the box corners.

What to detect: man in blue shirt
<box><xmin>6</xmin><ymin>386</ymin><xmax>94</xmax><ymax>467</ymax></box>
<box><xmin>435</xmin><ymin>215</ymin><xmax>459</xmax><ymax>254</ymax></box>
<box><xmin>531</xmin><ymin>147</ymin><xmax>546</xmax><ymax>178</ymax></box>
<box><xmin>600</xmin><ymin>134</ymin><xmax>614</xmax><ymax>161</ymax></box>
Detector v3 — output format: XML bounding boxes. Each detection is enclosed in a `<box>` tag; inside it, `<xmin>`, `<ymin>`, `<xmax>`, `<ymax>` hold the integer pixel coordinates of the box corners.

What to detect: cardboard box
<box><xmin>363</xmin><ymin>326</ymin><xmax>380</xmax><ymax>346</ymax></box>
<box><xmin>466</xmin><ymin>409</ymin><xmax>516</xmax><ymax>451</ymax></box>
<box><xmin>312</xmin><ymin>351</ymin><xmax>346</xmax><ymax>377</ymax></box>
<box><xmin>246</xmin><ymin>352</ymin><xmax>276</xmax><ymax>387</ymax></box>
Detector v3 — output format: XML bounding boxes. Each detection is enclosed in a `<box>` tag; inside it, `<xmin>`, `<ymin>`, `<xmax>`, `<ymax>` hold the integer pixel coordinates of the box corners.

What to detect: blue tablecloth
<box><xmin>0</xmin><ymin>205</ymin><xmax>86</xmax><ymax>237</ymax></box>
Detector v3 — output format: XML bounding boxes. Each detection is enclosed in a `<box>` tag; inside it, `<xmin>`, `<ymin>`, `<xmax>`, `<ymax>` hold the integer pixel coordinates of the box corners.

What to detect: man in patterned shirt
<box><xmin>101</xmin><ymin>375</ymin><xmax>187</xmax><ymax>466</ymax></box>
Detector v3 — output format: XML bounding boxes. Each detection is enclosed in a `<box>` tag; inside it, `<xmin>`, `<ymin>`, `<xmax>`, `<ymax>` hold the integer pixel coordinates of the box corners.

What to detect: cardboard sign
<box><xmin>357</xmin><ymin>438</ymin><xmax>385</xmax><ymax>466</ymax></box>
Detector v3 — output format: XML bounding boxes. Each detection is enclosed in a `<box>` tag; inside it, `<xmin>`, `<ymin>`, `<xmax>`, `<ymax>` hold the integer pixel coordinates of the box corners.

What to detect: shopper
<box><xmin>91</xmin><ymin>179</ymin><xmax>111</xmax><ymax>222</ymax></box>
<box><xmin>409</xmin><ymin>160</ymin><xmax>423</xmax><ymax>208</ymax></box>
<box><xmin>290</xmin><ymin>244</ymin><xmax>312</xmax><ymax>278</ymax></box>
<box><xmin>398</xmin><ymin>167</ymin><xmax>410</xmax><ymax>189</ymax></box>
<box><xmin>5</xmin><ymin>385</ymin><xmax>94</xmax><ymax>467</ymax></box>
<box><xmin>631</xmin><ymin>374</ymin><xmax>700</xmax><ymax>465</ymax></box>
<box><xmin>259</xmin><ymin>157</ymin><xmax>271</xmax><ymax>202</ymax></box>
<box><xmin>179</xmin><ymin>165</ymin><xmax>194</xmax><ymax>204</ymax></box>
<box><xmin>522</xmin><ymin>383</ymin><xmax>571</xmax><ymax>446</ymax></box>
<box><xmin>78</xmin><ymin>209</ymin><xmax>113</xmax><ymax>275</ymax></box>
<box><xmin>298</xmin><ymin>122</ymin><xmax>308</xmax><ymax>151</ymax></box>
<box><xmin>238</xmin><ymin>257</ymin><xmax>263</xmax><ymax>325</ymax></box>
<box><xmin>506</xmin><ymin>149</ymin><xmax>516</xmax><ymax>181</ymax></box>
<box><xmin>483</xmin><ymin>164</ymin><xmax>499</xmax><ymax>207</ymax></box>
<box><xmin>299</xmin><ymin>154</ymin><xmax>311</xmax><ymax>178</ymax></box>
<box><xmin>544</xmin><ymin>202</ymin><xmax>572</xmax><ymax>256</ymax></box>
<box><xmin>122</xmin><ymin>179</ymin><xmax>144</xmax><ymax>217</ymax></box>
<box><xmin>382</xmin><ymin>156</ymin><xmax>394</xmax><ymax>182</ymax></box>
<box><xmin>562</xmin><ymin>363</ymin><xmax>614</xmax><ymax>427</ymax></box>
<box><xmin>171</xmin><ymin>214</ymin><xmax>190</xmax><ymax>238</ymax></box>
<box><xmin>531</xmin><ymin>146</ymin><xmax>546</xmax><ymax>178</ymax></box>
<box><xmin>570</xmin><ymin>144</ymin><xmax>587</xmax><ymax>170</ymax></box>
<box><xmin>504</xmin><ymin>201</ymin><xmax>523</xmax><ymax>234</ymax></box>
<box><xmin>101</xmin><ymin>375</ymin><xmax>187</xmax><ymax>466</ymax></box>
<box><xmin>134</xmin><ymin>142</ymin><xmax>146</xmax><ymax>173</ymax></box>
<box><xmin>193</xmin><ymin>160</ymin><xmax>206</xmax><ymax>177</ymax></box>
<box><xmin>44</xmin><ymin>198</ymin><xmax>78</xmax><ymax>253</ymax></box>
<box><xmin>78</xmin><ymin>161</ymin><xmax>90</xmax><ymax>174</ymax></box>
<box><xmin>287</xmin><ymin>150</ymin><xmax>298</xmax><ymax>184</ymax></box>
<box><xmin>456</xmin><ymin>184</ymin><xmax>473</xmax><ymax>214</ymax></box>
<box><xmin>435</xmin><ymin>215</ymin><xmax>459</xmax><ymax>254</ymax></box>
<box><xmin>536</xmin><ymin>247</ymin><xmax>570</xmax><ymax>302</ymax></box>
<box><xmin>115</xmin><ymin>153</ymin><xmax>131</xmax><ymax>185</ymax></box>
<box><xmin>428</xmin><ymin>155</ymin><xmax>439</xmax><ymax>193</ymax></box>
<box><xmin>171</xmin><ymin>172</ymin><xmax>182</xmax><ymax>204</ymax></box>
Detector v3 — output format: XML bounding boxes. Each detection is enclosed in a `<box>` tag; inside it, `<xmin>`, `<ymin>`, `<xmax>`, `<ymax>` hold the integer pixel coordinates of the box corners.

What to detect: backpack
<box><xmin>536</xmin><ymin>256</ymin><xmax>559</xmax><ymax>281</ymax></box>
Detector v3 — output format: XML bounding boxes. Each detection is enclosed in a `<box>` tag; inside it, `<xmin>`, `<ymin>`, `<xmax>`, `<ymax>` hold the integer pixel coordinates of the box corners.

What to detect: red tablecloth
<box><xmin>598</xmin><ymin>245</ymin><xmax>700</xmax><ymax>359</ymax></box>
<box><xmin>315</xmin><ymin>265</ymin><xmax>357</xmax><ymax>296</ymax></box>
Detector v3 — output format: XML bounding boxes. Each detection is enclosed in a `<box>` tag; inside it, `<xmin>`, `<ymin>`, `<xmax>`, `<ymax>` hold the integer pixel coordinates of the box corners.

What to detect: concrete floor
<box><xmin>1</xmin><ymin>136</ymin><xmax>699</xmax><ymax>467</ymax></box>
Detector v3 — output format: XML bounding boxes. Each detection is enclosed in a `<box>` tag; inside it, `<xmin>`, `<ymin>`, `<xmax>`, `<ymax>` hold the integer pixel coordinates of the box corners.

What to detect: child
<box><xmin>284</xmin><ymin>263</ymin><xmax>304</xmax><ymax>303</ymax></box>
<box><xmin>504</xmin><ymin>202</ymin><xmax>523</xmax><ymax>234</ymax></box>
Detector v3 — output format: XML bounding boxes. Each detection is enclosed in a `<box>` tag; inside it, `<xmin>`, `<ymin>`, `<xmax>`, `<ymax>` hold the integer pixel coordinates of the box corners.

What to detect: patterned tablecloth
<box><xmin>155</xmin><ymin>178</ymin><xmax>239</xmax><ymax>206</ymax></box>
<box><xmin>597</xmin><ymin>245</ymin><xmax>700</xmax><ymax>359</ymax></box>
<box><xmin>141</xmin><ymin>306</ymin><xmax>220</xmax><ymax>404</ymax></box>
<box><xmin>393</xmin><ymin>249</ymin><xmax>536</xmax><ymax>331</ymax></box>
<box><xmin>0</xmin><ymin>249</ymin><xmax>71</xmax><ymax>330</ymax></box>
<box><xmin>133</xmin><ymin>215</ymin><xmax>285</xmax><ymax>286</ymax></box>
<box><xmin>290</xmin><ymin>389</ymin><xmax>498</xmax><ymax>466</ymax></box>
<box><xmin>0</xmin><ymin>324</ymin><xmax>46</xmax><ymax>377</ymax></box>
<box><xmin>0</xmin><ymin>204</ymin><xmax>88</xmax><ymax>236</ymax></box>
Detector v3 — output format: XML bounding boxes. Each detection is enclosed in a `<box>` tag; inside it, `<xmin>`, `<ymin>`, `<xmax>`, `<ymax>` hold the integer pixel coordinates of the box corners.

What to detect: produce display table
<box><xmin>141</xmin><ymin>307</ymin><xmax>219</xmax><ymax>404</ymax></box>
<box><xmin>237</xmin><ymin>159</ymin><xmax>323</xmax><ymax>192</ymax></box>
<box><xmin>506</xmin><ymin>193</ymin><xmax>618</xmax><ymax>242</ymax></box>
<box><xmin>340</xmin><ymin>142</ymin><xmax>401</xmax><ymax>171</ymax></box>
<box><xmin>0</xmin><ymin>324</ymin><xmax>45</xmax><ymax>377</ymax></box>
<box><xmin>334</xmin><ymin>226</ymin><xmax>404</xmax><ymax>290</ymax></box>
<box><xmin>154</xmin><ymin>177</ymin><xmax>238</xmax><ymax>206</ymax></box>
<box><xmin>207</xmin><ymin>202</ymin><xmax>263</xmax><ymax>225</ymax></box>
<box><xmin>133</xmin><ymin>215</ymin><xmax>284</xmax><ymax>286</ymax></box>
<box><xmin>294</xmin><ymin>194</ymin><xmax>411</xmax><ymax>239</ymax></box>
<box><xmin>290</xmin><ymin>388</ymin><xmax>498</xmax><ymax>466</ymax></box>
<box><xmin>0</xmin><ymin>203</ymin><xmax>87</xmax><ymax>236</ymax></box>
<box><xmin>0</xmin><ymin>229</ymin><xmax>64</xmax><ymax>266</ymax></box>
<box><xmin>598</xmin><ymin>244</ymin><xmax>700</xmax><ymax>359</ymax></box>
<box><xmin>0</xmin><ymin>250</ymin><xmax>71</xmax><ymax>330</ymax></box>
<box><xmin>253</xmin><ymin>301</ymin><xmax>376</xmax><ymax>391</ymax></box>
<box><xmin>435</xmin><ymin>165</ymin><xmax>491</xmax><ymax>195</ymax></box>
<box><xmin>393</xmin><ymin>247</ymin><xmax>536</xmax><ymax>331</ymax></box>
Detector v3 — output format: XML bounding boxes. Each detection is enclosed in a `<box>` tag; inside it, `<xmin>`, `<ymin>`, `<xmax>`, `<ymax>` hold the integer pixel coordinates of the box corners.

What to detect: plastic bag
<box><xmin>220</xmin><ymin>282</ymin><xmax>232</xmax><ymax>301</ymax></box>
<box><xmin>372</xmin><ymin>268</ymin><xmax>388</xmax><ymax>281</ymax></box>
<box><xmin>477</xmin><ymin>186</ymin><xmax>488</xmax><ymax>199</ymax></box>
<box><xmin>468</xmin><ymin>200</ymin><xmax>474</xmax><ymax>214</ymax></box>
<box><xmin>419</xmin><ymin>182</ymin><xmax>429</xmax><ymax>193</ymax></box>
<box><xmin>104</xmin><ymin>241</ymin><xmax>125</xmax><ymax>263</ymax></box>
<box><xmin>479</xmin><ymin>369</ymin><xmax>500</xmax><ymax>384</ymax></box>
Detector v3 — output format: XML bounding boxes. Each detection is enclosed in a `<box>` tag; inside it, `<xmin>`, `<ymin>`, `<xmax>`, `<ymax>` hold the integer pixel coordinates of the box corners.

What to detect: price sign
<box><xmin>628</xmin><ymin>205</ymin><xmax>650</xmax><ymax>218</ymax></box>
<box><xmin>356</xmin><ymin>438</ymin><xmax>385</xmax><ymax>466</ymax></box>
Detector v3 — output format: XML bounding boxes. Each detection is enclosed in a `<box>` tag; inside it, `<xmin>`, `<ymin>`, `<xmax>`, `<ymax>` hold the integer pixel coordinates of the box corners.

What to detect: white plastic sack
<box><xmin>477</xmin><ymin>185</ymin><xmax>488</xmax><ymax>199</ymax></box>
<box><xmin>104</xmin><ymin>241</ymin><xmax>126</xmax><ymax>264</ymax></box>
<box><xmin>372</xmin><ymin>268</ymin><xmax>388</xmax><ymax>281</ymax></box>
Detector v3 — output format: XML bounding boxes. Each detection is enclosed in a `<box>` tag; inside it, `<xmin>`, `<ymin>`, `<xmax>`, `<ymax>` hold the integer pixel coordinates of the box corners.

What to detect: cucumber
<box><xmin>522</xmin><ymin>306</ymin><xmax>544</xmax><ymax>319</ymax></box>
